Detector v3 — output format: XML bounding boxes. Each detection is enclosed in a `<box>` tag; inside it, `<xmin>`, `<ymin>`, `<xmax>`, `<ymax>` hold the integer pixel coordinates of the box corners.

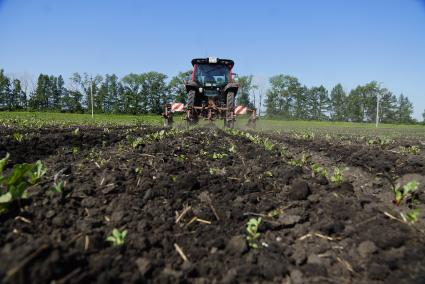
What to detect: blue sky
<box><xmin>0</xmin><ymin>0</ymin><xmax>424</xmax><ymax>119</ymax></box>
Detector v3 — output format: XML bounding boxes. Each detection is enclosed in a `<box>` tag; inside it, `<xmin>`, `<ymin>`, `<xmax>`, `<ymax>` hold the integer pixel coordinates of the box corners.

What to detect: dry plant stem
<box><xmin>209</xmin><ymin>204</ymin><xmax>220</xmax><ymax>221</ymax></box>
<box><xmin>174</xmin><ymin>243</ymin><xmax>188</xmax><ymax>262</ymax></box>
<box><xmin>175</xmin><ymin>206</ymin><xmax>191</xmax><ymax>223</ymax></box>
<box><xmin>15</xmin><ymin>216</ymin><xmax>31</xmax><ymax>223</ymax></box>
<box><xmin>299</xmin><ymin>232</ymin><xmax>340</xmax><ymax>241</ymax></box>
<box><xmin>85</xmin><ymin>235</ymin><xmax>90</xmax><ymax>251</ymax></box>
<box><xmin>337</xmin><ymin>256</ymin><xmax>355</xmax><ymax>273</ymax></box>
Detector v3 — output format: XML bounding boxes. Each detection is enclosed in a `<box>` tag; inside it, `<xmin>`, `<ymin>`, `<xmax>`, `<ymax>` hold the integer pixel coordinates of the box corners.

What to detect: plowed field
<box><xmin>1</xmin><ymin>124</ymin><xmax>425</xmax><ymax>283</ymax></box>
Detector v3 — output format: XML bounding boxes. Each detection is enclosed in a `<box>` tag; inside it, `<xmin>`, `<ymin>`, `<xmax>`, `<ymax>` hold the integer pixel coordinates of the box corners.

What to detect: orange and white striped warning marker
<box><xmin>171</xmin><ymin>103</ymin><xmax>185</xmax><ymax>112</ymax></box>
<box><xmin>234</xmin><ymin>105</ymin><xmax>248</xmax><ymax>115</ymax></box>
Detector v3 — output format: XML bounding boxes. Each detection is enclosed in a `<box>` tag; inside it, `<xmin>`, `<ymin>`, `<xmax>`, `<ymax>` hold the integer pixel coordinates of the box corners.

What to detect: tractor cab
<box><xmin>193</xmin><ymin>62</ymin><xmax>230</xmax><ymax>86</ymax></box>
<box><xmin>191</xmin><ymin>58</ymin><xmax>234</xmax><ymax>97</ymax></box>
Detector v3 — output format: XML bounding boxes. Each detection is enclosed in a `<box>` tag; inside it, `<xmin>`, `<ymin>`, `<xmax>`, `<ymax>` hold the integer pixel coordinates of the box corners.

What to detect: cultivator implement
<box><xmin>162</xmin><ymin>57</ymin><xmax>257</xmax><ymax>128</ymax></box>
<box><xmin>163</xmin><ymin>102</ymin><xmax>257</xmax><ymax>128</ymax></box>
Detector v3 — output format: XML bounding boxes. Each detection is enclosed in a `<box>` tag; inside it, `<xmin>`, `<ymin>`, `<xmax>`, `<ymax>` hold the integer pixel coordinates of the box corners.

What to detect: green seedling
<box><xmin>394</xmin><ymin>180</ymin><xmax>419</xmax><ymax>206</ymax></box>
<box><xmin>177</xmin><ymin>154</ymin><xmax>186</xmax><ymax>161</ymax></box>
<box><xmin>263</xmin><ymin>138</ymin><xmax>274</xmax><ymax>151</ymax></box>
<box><xmin>209</xmin><ymin>167</ymin><xmax>226</xmax><ymax>175</ymax></box>
<box><xmin>13</xmin><ymin>133</ymin><xmax>24</xmax><ymax>142</ymax></box>
<box><xmin>330</xmin><ymin>167</ymin><xmax>344</xmax><ymax>185</ymax></box>
<box><xmin>246</xmin><ymin>217</ymin><xmax>262</xmax><ymax>249</ymax></box>
<box><xmin>210</xmin><ymin>152</ymin><xmax>227</xmax><ymax>159</ymax></box>
<box><xmin>406</xmin><ymin>209</ymin><xmax>420</xmax><ymax>224</ymax></box>
<box><xmin>311</xmin><ymin>163</ymin><xmax>328</xmax><ymax>178</ymax></box>
<box><xmin>378</xmin><ymin>136</ymin><xmax>392</xmax><ymax>148</ymax></box>
<box><xmin>301</xmin><ymin>132</ymin><xmax>315</xmax><ymax>141</ymax></box>
<box><xmin>288</xmin><ymin>158</ymin><xmax>302</xmax><ymax>167</ymax></box>
<box><xmin>135</xmin><ymin>167</ymin><xmax>143</xmax><ymax>174</ymax></box>
<box><xmin>0</xmin><ymin>154</ymin><xmax>47</xmax><ymax>213</ymax></box>
<box><xmin>147</xmin><ymin>130</ymin><xmax>166</xmax><ymax>140</ymax></box>
<box><xmin>400</xmin><ymin>146</ymin><xmax>421</xmax><ymax>155</ymax></box>
<box><xmin>49</xmin><ymin>180</ymin><xmax>64</xmax><ymax>195</ymax></box>
<box><xmin>134</xmin><ymin>128</ymin><xmax>185</xmax><ymax>146</ymax></box>
<box><xmin>73</xmin><ymin>128</ymin><xmax>80</xmax><ymax>136</ymax></box>
<box><xmin>280</xmin><ymin>147</ymin><xmax>288</xmax><ymax>158</ymax></box>
<box><xmin>408</xmin><ymin>146</ymin><xmax>421</xmax><ymax>155</ymax></box>
<box><xmin>106</xmin><ymin>228</ymin><xmax>127</xmax><ymax>246</ymax></box>
<box><xmin>0</xmin><ymin>154</ymin><xmax>8</xmax><ymax>174</ymax></box>
<box><xmin>264</xmin><ymin>171</ymin><xmax>273</xmax><ymax>177</ymax></box>
<box><xmin>132</xmin><ymin>137</ymin><xmax>144</xmax><ymax>148</ymax></box>
<box><xmin>289</xmin><ymin>152</ymin><xmax>310</xmax><ymax>167</ymax></box>
<box><xmin>268</xmin><ymin>209</ymin><xmax>279</xmax><ymax>219</ymax></box>
<box><xmin>367</xmin><ymin>139</ymin><xmax>376</xmax><ymax>147</ymax></box>
<box><xmin>229</xmin><ymin>144</ymin><xmax>237</xmax><ymax>153</ymax></box>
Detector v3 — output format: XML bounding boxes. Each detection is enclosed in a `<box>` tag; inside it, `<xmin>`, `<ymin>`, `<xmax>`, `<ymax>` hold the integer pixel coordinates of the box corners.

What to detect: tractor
<box><xmin>163</xmin><ymin>57</ymin><xmax>256</xmax><ymax>128</ymax></box>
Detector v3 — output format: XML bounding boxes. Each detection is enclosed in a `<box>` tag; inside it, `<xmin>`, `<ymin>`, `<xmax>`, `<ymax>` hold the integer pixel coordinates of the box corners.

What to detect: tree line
<box><xmin>0</xmin><ymin>68</ymin><xmax>421</xmax><ymax>124</ymax></box>
<box><xmin>0</xmin><ymin>70</ymin><xmax>187</xmax><ymax>114</ymax></box>
<box><xmin>265</xmin><ymin>75</ymin><xmax>417</xmax><ymax>123</ymax></box>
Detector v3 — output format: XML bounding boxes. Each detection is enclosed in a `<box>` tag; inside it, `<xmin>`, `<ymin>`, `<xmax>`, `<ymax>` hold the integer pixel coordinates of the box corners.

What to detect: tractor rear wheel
<box><xmin>186</xmin><ymin>90</ymin><xmax>198</xmax><ymax>127</ymax></box>
<box><xmin>225</xmin><ymin>92</ymin><xmax>235</xmax><ymax>128</ymax></box>
<box><xmin>187</xmin><ymin>90</ymin><xmax>195</xmax><ymax>108</ymax></box>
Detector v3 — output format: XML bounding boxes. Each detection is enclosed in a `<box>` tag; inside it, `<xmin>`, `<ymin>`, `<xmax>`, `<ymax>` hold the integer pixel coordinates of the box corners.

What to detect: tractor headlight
<box><xmin>199</xmin><ymin>87</ymin><xmax>203</xmax><ymax>93</ymax></box>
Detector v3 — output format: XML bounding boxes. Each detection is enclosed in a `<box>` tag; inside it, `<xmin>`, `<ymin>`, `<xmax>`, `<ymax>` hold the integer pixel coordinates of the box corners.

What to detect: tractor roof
<box><xmin>191</xmin><ymin>58</ymin><xmax>234</xmax><ymax>68</ymax></box>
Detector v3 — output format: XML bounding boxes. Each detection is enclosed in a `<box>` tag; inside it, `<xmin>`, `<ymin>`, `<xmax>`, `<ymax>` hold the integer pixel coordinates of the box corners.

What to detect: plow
<box><xmin>163</xmin><ymin>57</ymin><xmax>257</xmax><ymax>128</ymax></box>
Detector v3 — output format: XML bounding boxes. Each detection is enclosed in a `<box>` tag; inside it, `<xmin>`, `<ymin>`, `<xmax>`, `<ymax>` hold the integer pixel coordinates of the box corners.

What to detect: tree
<box><xmin>346</xmin><ymin>88</ymin><xmax>363</xmax><ymax>122</ymax></box>
<box><xmin>11</xmin><ymin>79</ymin><xmax>25</xmax><ymax>109</ymax></box>
<box><xmin>48</xmin><ymin>75</ymin><xmax>58</xmax><ymax>110</ymax></box>
<box><xmin>345</xmin><ymin>82</ymin><xmax>380</xmax><ymax>122</ymax></box>
<box><xmin>236</xmin><ymin>75</ymin><xmax>256</xmax><ymax>108</ymax></box>
<box><xmin>65</xmin><ymin>90</ymin><xmax>83</xmax><ymax>113</ymax></box>
<box><xmin>423</xmin><ymin>110</ymin><xmax>425</xmax><ymax>124</ymax></box>
<box><xmin>69</xmin><ymin>72</ymin><xmax>92</xmax><ymax>110</ymax></box>
<box><xmin>265</xmin><ymin>75</ymin><xmax>303</xmax><ymax>118</ymax></box>
<box><xmin>378</xmin><ymin>88</ymin><xmax>397</xmax><ymax>123</ymax></box>
<box><xmin>307</xmin><ymin>85</ymin><xmax>330</xmax><ymax>120</ymax></box>
<box><xmin>168</xmin><ymin>70</ymin><xmax>192</xmax><ymax>104</ymax></box>
<box><xmin>362</xmin><ymin>82</ymin><xmax>380</xmax><ymax>122</ymax></box>
<box><xmin>0</xmin><ymin>69</ymin><xmax>11</xmax><ymax>110</ymax></box>
<box><xmin>99</xmin><ymin>74</ymin><xmax>122</xmax><ymax>113</ymax></box>
<box><xmin>122</xmin><ymin>73</ymin><xmax>146</xmax><ymax>114</ymax></box>
<box><xmin>67</xmin><ymin>73</ymin><xmax>86</xmax><ymax>112</ymax></box>
<box><xmin>140</xmin><ymin>72</ymin><xmax>168</xmax><ymax>114</ymax></box>
<box><xmin>330</xmin><ymin>84</ymin><xmax>346</xmax><ymax>121</ymax></box>
<box><xmin>29</xmin><ymin>74</ymin><xmax>50</xmax><ymax>110</ymax></box>
<box><xmin>291</xmin><ymin>84</ymin><xmax>308</xmax><ymax>119</ymax></box>
<box><xmin>56</xmin><ymin>75</ymin><xmax>66</xmax><ymax>111</ymax></box>
<box><xmin>397</xmin><ymin>94</ymin><xmax>414</xmax><ymax>123</ymax></box>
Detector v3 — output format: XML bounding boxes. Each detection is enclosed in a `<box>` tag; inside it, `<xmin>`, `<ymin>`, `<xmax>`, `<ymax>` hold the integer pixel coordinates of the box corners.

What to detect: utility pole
<box><xmin>90</xmin><ymin>76</ymin><xmax>94</xmax><ymax>119</ymax></box>
<box><xmin>253</xmin><ymin>89</ymin><xmax>256</xmax><ymax>110</ymax></box>
<box><xmin>259</xmin><ymin>88</ymin><xmax>263</xmax><ymax>117</ymax></box>
<box><xmin>375</xmin><ymin>93</ymin><xmax>380</xmax><ymax>128</ymax></box>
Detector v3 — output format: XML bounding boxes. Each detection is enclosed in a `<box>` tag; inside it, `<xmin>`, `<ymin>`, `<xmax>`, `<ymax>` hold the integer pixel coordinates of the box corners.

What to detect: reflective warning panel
<box><xmin>235</xmin><ymin>105</ymin><xmax>247</xmax><ymax>115</ymax></box>
<box><xmin>171</xmin><ymin>103</ymin><xmax>185</xmax><ymax>112</ymax></box>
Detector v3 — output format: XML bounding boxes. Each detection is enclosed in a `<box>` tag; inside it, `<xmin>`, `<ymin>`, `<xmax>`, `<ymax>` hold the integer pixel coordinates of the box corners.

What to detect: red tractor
<box><xmin>163</xmin><ymin>57</ymin><xmax>256</xmax><ymax>127</ymax></box>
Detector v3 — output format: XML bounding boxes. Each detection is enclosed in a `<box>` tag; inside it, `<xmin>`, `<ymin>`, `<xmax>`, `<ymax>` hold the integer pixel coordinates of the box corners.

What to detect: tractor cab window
<box><xmin>194</xmin><ymin>64</ymin><xmax>230</xmax><ymax>86</ymax></box>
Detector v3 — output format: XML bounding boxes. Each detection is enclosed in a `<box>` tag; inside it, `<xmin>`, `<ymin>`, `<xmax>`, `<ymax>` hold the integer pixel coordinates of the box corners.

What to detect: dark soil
<box><xmin>1</xmin><ymin>126</ymin><xmax>425</xmax><ymax>283</ymax></box>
